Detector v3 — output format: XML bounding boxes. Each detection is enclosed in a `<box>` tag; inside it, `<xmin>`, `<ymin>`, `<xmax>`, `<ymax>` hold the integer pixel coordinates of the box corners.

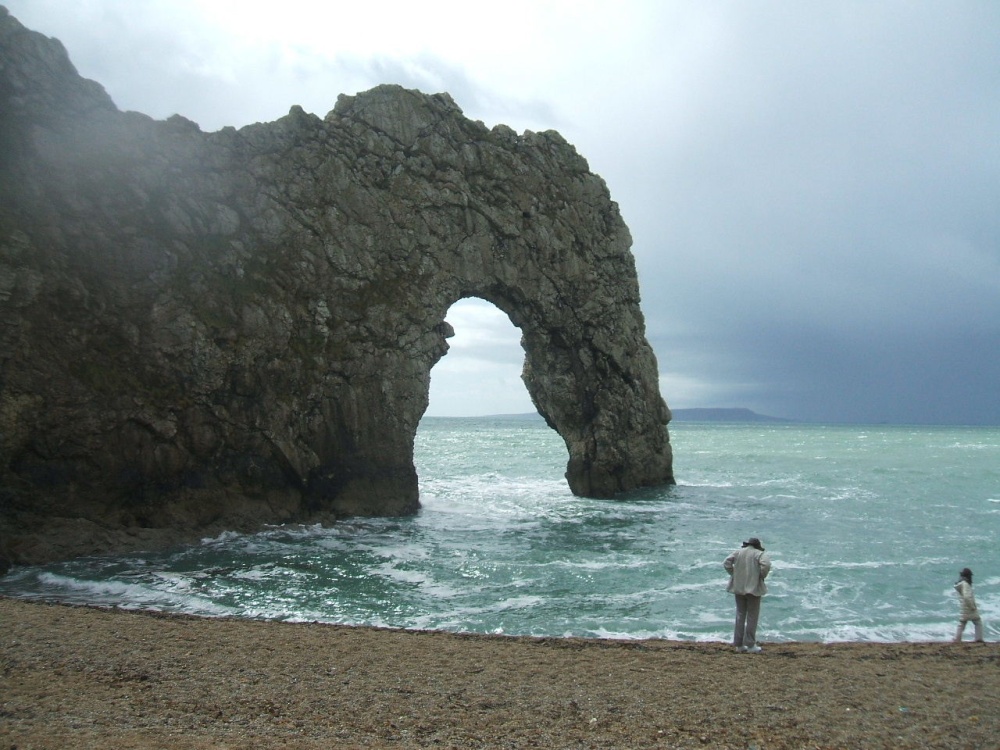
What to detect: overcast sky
<box><xmin>7</xmin><ymin>0</ymin><xmax>999</xmax><ymax>424</ymax></box>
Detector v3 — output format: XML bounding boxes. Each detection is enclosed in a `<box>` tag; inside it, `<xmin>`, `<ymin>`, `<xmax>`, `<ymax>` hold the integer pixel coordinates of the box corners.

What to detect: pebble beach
<box><xmin>2</xmin><ymin>597</ymin><xmax>998</xmax><ymax>749</ymax></box>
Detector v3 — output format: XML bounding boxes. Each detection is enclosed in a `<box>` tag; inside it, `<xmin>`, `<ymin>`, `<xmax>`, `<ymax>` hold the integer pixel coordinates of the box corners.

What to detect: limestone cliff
<box><xmin>0</xmin><ymin>7</ymin><xmax>674</xmax><ymax>565</ymax></box>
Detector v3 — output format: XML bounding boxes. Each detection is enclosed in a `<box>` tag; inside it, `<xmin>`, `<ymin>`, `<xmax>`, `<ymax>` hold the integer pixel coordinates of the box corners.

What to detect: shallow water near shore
<box><xmin>3</xmin><ymin>418</ymin><xmax>998</xmax><ymax>643</ymax></box>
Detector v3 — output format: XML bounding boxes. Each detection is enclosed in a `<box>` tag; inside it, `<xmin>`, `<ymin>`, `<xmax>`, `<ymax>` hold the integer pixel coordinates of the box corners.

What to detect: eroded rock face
<box><xmin>0</xmin><ymin>7</ymin><xmax>673</xmax><ymax>565</ymax></box>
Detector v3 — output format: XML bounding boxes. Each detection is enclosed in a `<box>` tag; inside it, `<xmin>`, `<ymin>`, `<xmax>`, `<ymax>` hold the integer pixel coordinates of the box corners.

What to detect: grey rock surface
<box><xmin>0</xmin><ymin>7</ymin><xmax>673</xmax><ymax>565</ymax></box>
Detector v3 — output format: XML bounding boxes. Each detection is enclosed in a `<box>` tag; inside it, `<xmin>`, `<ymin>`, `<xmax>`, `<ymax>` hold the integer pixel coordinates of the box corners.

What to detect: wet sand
<box><xmin>2</xmin><ymin>597</ymin><xmax>997</xmax><ymax>749</ymax></box>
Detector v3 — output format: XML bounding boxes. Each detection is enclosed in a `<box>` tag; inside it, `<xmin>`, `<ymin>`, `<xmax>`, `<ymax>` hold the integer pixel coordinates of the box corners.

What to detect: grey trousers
<box><xmin>733</xmin><ymin>593</ymin><xmax>762</xmax><ymax>648</ymax></box>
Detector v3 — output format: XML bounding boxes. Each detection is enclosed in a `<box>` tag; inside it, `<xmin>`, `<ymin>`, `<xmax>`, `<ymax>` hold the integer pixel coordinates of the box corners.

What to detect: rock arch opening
<box><xmin>425</xmin><ymin>298</ymin><xmax>534</xmax><ymax>418</ymax></box>
<box><xmin>417</xmin><ymin>297</ymin><xmax>567</xmax><ymax>496</ymax></box>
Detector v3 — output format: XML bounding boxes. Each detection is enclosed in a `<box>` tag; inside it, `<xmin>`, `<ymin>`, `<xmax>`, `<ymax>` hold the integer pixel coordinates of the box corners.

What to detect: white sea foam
<box><xmin>664</xmin><ymin>580</ymin><xmax>725</xmax><ymax>594</ymax></box>
<box><xmin>32</xmin><ymin>572</ymin><xmax>237</xmax><ymax>617</ymax></box>
<box><xmin>229</xmin><ymin>566</ymin><xmax>281</xmax><ymax>581</ymax></box>
<box><xmin>199</xmin><ymin>529</ymin><xmax>246</xmax><ymax>545</ymax></box>
<box><xmin>790</xmin><ymin>622</ymin><xmax>956</xmax><ymax>643</ymax></box>
<box><xmin>547</xmin><ymin>558</ymin><xmax>652</xmax><ymax>571</ymax></box>
<box><xmin>585</xmin><ymin>626</ymin><xmax>671</xmax><ymax>641</ymax></box>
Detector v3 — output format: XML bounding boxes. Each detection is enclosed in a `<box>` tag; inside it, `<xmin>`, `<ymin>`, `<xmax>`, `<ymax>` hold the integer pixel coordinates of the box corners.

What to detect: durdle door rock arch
<box><xmin>0</xmin><ymin>7</ymin><xmax>674</xmax><ymax>565</ymax></box>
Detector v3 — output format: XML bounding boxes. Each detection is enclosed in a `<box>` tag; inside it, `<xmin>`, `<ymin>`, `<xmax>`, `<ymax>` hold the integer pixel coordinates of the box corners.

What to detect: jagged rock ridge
<box><xmin>0</xmin><ymin>7</ymin><xmax>674</xmax><ymax>565</ymax></box>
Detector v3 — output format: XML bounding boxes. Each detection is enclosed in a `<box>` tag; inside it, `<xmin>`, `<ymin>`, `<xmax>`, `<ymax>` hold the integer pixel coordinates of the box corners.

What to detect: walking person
<box><xmin>953</xmin><ymin>567</ymin><xmax>984</xmax><ymax>643</ymax></box>
<box><xmin>724</xmin><ymin>537</ymin><xmax>771</xmax><ymax>653</ymax></box>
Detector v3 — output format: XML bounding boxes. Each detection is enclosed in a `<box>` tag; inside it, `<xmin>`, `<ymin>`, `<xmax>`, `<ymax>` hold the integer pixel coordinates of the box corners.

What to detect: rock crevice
<box><xmin>0</xmin><ymin>7</ymin><xmax>673</xmax><ymax>565</ymax></box>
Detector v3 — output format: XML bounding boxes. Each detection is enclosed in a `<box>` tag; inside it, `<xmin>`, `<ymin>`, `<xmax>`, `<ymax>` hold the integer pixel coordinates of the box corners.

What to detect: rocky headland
<box><xmin>0</xmin><ymin>7</ymin><xmax>673</xmax><ymax>565</ymax></box>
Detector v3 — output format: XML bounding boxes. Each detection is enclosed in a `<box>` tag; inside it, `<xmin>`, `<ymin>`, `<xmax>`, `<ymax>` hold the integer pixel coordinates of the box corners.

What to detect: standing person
<box><xmin>953</xmin><ymin>567</ymin><xmax>984</xmax><ymax>643</ymax></box>
<box><xmin>724</xmin><ymin>537</ymin><xmax>771</xmax><ymax>653</ymax></box>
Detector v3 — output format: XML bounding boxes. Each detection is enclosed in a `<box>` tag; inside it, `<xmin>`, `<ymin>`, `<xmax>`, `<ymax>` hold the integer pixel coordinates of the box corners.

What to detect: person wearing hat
<box><xmin>953</xmin><ymin>567</ymin><xmax>984</xmax><ymax>643</ymax></box>
<box><xmin>724</xmin><ymin>537</ymin><xmax>771</xmax><ymax>653</ymax></box>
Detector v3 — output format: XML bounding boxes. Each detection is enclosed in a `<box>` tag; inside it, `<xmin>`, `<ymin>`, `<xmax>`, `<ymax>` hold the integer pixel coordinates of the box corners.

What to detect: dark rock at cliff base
<box><xmin>0</xmin><ymin>7</ymin><xmax>674</xmax><ymax>565</ymax></box>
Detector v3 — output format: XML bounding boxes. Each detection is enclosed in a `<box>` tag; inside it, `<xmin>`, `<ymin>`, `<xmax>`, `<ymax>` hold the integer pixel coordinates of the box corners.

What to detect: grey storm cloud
<box><xmin>589</xmin><ymin>3</ymin><xmax>1000</xmax><ymax>424</ymax></box>
<box><xmin>5</xmin><ymin>0</ymin><xmax>999</xmax><ymax>423</ymax></box>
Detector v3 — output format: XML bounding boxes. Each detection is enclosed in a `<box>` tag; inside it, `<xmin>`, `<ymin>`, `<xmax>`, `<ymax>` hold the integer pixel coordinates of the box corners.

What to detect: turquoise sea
<box><xmin>2</xmin><ymin>417</ymin><xmax>998</xmax><ymax>643</ymax></box>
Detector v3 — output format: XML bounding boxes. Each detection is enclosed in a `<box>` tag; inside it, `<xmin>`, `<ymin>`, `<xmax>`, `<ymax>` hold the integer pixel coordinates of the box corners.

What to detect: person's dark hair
<box><xmin>742</xmin><ymin>537</ymin><xmax>764</xmax><ymax>551</ymax></box>
<box><xmin>959</xmin><ymin>568</ymin><xmax>973</xmax><ymax>584</ymax></box>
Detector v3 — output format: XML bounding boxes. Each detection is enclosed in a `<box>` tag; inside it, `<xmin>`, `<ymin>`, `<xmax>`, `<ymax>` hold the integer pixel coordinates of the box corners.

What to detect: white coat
<box><xmin>955</xmin><ymin>579</ymin><xmax>980</xmax><ymax>622</ymax></box>
<box><xmin>724</xmin><ymin>546</ymin><xmax>771</xmax><ymax>597</ymax></box>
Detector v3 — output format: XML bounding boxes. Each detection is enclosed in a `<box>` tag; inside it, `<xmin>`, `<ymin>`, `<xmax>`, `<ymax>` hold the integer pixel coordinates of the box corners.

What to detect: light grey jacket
<box><xmin>724</xmin><ymin>546</ymin><xmax>771</xmax><ymax>597</ymax></box>
<box><xmin>955</xmin><ymin>580</ymin><xmax>980</xmax><ymax>620</ymax></box>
